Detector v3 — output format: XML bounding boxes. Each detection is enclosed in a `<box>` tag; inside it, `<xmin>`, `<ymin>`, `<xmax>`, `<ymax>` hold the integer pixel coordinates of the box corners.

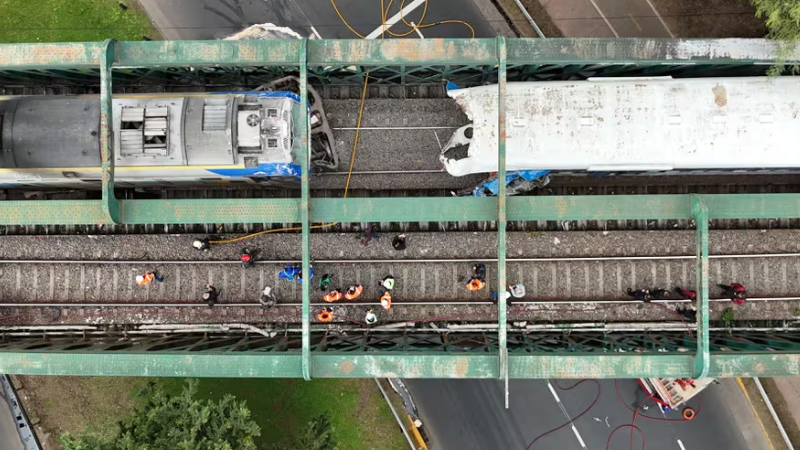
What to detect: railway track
<box><xmin>3</xmin><ymin>253</ymin><xmax>800</xmax><ymax>305</ymax></box>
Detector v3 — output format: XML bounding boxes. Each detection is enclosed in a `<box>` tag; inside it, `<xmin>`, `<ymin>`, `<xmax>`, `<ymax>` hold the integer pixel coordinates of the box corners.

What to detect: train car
<box><xmin>441</xmin><ymin>77</ymin><xmax>800</xmax><ymax>177</ymax></box>
<box><xmin>0</xmin><ymin>89</ymin><xmax>335</xmax><ymax>189</ymax></box>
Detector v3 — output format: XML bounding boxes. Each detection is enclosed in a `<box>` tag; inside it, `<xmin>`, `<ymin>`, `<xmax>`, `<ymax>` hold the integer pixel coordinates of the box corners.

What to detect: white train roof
<box><xmin>440</xmin><ymin>77</ymin><xmax>800</xmax><ymax>176</ymax></box>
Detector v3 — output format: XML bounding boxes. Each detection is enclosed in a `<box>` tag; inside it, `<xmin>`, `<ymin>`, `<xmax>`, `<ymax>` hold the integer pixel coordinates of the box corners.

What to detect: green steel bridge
<box><xmin>0</xmin><ymin>37</ymin><xmax>800</xmax><ymax>380</ymax></box>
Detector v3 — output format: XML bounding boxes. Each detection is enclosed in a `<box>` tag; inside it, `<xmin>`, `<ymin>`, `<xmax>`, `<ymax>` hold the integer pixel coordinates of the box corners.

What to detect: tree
<box><xmin>61</xmin><ymin>379</ymin><xmax>261</xmax><ymax>450</ymax></box>
<box><xmin>750</xmin><ymin>0</ymin><xmax>800</xmax><ymax>73</ymax></box>
<box><xmin>751</xmin><ymin>0</ymin><xmax>800</xmax><ymax>41</ymax></box>
<box><xmin>270</xmin><ymin>414</ymin><xmax>338</xmax><ymax>450</ymax></box>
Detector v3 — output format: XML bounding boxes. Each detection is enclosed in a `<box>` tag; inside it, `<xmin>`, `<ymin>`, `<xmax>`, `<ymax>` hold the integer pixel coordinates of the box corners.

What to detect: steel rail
<box><xmin>5</xmin><ymin>252</ymin><xmax>800</xmax><ymax>265</ymax></box>
<box><xmin>1</xmin><ymin>296</ymin><xmax>798</xmax><ymax>308</ymax></box>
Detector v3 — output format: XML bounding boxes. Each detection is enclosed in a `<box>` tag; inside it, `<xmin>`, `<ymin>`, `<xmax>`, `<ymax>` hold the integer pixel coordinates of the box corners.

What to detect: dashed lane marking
<box><xmin>546</xmin><ymin>381</ymin><xmax>588</xmax><ymax>450</ymax></box>
<box><xmin>677</xmin><ymin>439</ymin><xmax>687</xmax><ymax>450</ymax></box>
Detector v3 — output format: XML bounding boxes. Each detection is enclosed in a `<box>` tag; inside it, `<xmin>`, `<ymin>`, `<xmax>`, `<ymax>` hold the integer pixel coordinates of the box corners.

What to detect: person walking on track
<box><xmin>192</xmin><ymin>237</ymin><xmax>211</xmax><ymax>252</ymax></box>
<box><xmin>392</xmin><ymin>234</ymin><xmax>408</xmax><ymax>251</ymax></box>
<box><xmin>467</xmin><ymin>278</ymin><xmax>486</xmax><ymax>291</ymax></box>
<box><xmin>380</xmin><ymin>275</ymin><xmax>395</xmax><ymax>291</ymax></box>
<box><xmin>323</xmin><ymin>288</ymin><xmax>343</xmax><ymax>303</ymax></box>
<box><xmin>675</xmin><ymin>287</ymin><xmax>697</xmax><ymax>302</ymax></box>
<box><xmin>472</xmin><ymin>263</ymin><xmax>486</xmax><ymax>281</ymax></box>
<box><xmin>380</xmin><ymin>291</ymin><xmax>392</xmax><ymax>310</ymax></box>
<box><xmin>240</xmin><ymin>248</ymin><xmax>254</xmax><ymax>269</ymax></box>
<box><xmin>260</xmin><ymin>285</ymin><xmax>275</xmax><ymax>308</ymax></box>
<box><xmin>361</xmin><ymin>223</ymin><xmax>379</xmax><ymax>246</ymax></box>
<box><xmin>317</xmin><ymin>307</ymin><xmax>334</xmax><ymax>322</ymax></box>
<box><xmin>136</xmin><ymin>271</ymin><xmax>163</xmax><ymax>286</ymax></box>
<box><xmin>365</xmin><ymin>308</ymin><xmax>378</xmax><ymax>325</ymax></box>
<box><xmin>319</xmin><ymin>273</ymin><xmax>333</xmax><ymax>291</ymax></box>
<box><xmin>651</xmin><ymin>288</ymin><xmax>671</xmax><ymax>300</ymax></box>
<box><xmin>626</xmin><ymin>288</ymin><xmax>652</xmax><ymax>302</ymax></box>
<box><xmin>345</xmin><ymin>285</ymin><xmax>363</xmax><ymax>300</ymax></box>
<box><xmin>719</xmin><ymin>282</ymin><xmax>747</xmax><ymax>305</ymax></box>
<box><xmin>509</xmin><ymin>284</ymin><xmax>526</xmax><ymax>298</ymax></box>
<box><xmin>203</xmin><ymin>284</ymin><xmax>219</xmax><ymax>307</ymax></box>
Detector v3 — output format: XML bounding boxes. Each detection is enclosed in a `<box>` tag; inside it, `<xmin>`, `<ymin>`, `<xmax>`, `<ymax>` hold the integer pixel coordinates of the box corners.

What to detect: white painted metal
<box><xmin>441</xmin><ymin>77</ymin><xmax>800</xmax><ymax>176</ymax></box>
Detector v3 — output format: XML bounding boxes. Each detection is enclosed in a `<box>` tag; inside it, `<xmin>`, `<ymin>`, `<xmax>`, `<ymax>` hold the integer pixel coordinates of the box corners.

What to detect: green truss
<box><xmin>0</xmin><ymin>37</ymin><xmax>799</xmax><ymax>378</ymax></box>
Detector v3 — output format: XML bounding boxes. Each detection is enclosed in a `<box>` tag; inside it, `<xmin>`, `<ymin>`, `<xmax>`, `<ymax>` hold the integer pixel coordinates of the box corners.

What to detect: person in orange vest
<box><xmin>345</xmin><ymin>285</ymin><xmax>363</xmax><ymax>300</ymax></box>
<box><xmin>136</xmin><ymin>271</ymin><xmax>163</xmax><ymax>286</ymax></box>
<box><xmin>323</xmin><ymin>288</ymin><xmax>342</xmax><ymax>303</ymax></box>
<box><xmin>317</xmin><ymin>307</ymin><xmax>334</xmax><ymax>322</ymax></box>
<box><xmin>467</xmin><ymin>278</ymin><xmax>485</xmax><ymax>291</ymax></box>
<box><xmin>380</xmin><ymin>291</ymin><xmax>392</xmax><ymax>310</ymax></box>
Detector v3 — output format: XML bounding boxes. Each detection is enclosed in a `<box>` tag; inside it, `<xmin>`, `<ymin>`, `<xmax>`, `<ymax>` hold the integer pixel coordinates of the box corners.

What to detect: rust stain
<box><xmin>753</xmin><ymin>361</ymin><xmax>766</xmax><ymax>375</ymax></box>
<box><xmin>340</xmin><ymin>360</ymin><xmax>355</xmax><ymax>374</ymax></box>
<box><xmin>454</xmin><ymin>358</ymin><xmax>469</xmax><ymax>377</ymax></box>
<box><xmin>712</xmin><ymin>85</ymin><xmax>727</xmax><ymax>107</ymax></box>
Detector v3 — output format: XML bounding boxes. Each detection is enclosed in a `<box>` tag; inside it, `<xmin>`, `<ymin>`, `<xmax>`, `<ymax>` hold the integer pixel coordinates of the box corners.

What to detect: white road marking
<box><xmin>572</xmin><ymin>425</ymin><xmax>587</xmax><ymax>448</ymax></box>
<box><xmin>586</xmin><ymin>0</ymin><xmax>620</xmax><ymax>37</ymax></box>
<box><xmin>643</xmin><ymin>0</ymin><xmax>675</xmax><ymax>38</ymax></box>
<box><xmin>547</xmin><ymin>381</ymin><xmax>561</xmax><ymax>402</ymax></box>
<box><xmin>410</xmin><ymin>21</ymin><xmax>425</xmax><ymax>39</ymax></box>
<box><xmin>309</xmin><ymin>25</ymin><xmax>322</xmax><ymax>39</ymax></box>
<box><xmin>365</xmin><ymin>0</ymin><xmax>426</xmax><ymax>39</ymax></box>
<box><xmin>546</xmin><ymin>381</ymin><xmax>588</xmax><ymax>450</ymax></box>
<box><xmin>677</xmin><ymin>439</ymin><xmax>687</xmax><ymax>450</ymax></box>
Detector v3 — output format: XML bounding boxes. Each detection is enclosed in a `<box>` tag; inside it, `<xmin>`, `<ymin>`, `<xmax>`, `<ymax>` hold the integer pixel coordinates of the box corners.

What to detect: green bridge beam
<box><xmin>1</xmin><ymin>194</ymin><xmax>799</xmax><ymax>226</ymax></box>
<box><xmin>0</xmin><ymin>352</ymin><xmax>795</xmax><ymax>378</ymax></box>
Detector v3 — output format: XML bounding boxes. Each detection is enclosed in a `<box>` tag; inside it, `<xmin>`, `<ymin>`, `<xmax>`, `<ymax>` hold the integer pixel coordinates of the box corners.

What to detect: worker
<box><xmin>278</xmin><ymin>264</ymin><xmax>300</xmax><ymax>281</ymax></box>
<box><xmin>319</xmin><ymin>273</ymin><xmax>332</xmax><ymax>292</ymax></box>
<box><xmin>296</xmin><ymin>266</ymin><xmax>314</xmax><ymax>284</ymax></box>
<box><xmin>719</xmin><ymin>283</ymin><xmax>747</xmax><ymax>305</ymax></box>
<box><xmin>323</xmin><ymin>288</ymin><xmax>343</xmax><ymax>303</ymax></box>
<box><xmin>380</xmin><ymin>291</ymin><xmax>392</xmax><ymax>310</ymax></box>
<box><xmin>380</xmin><ymin>275</ymin><xmax>395</xmax><ymax>291</ymax></box>
<box><xmin>240</xmin><ymin>248</ymin><xmax>254</xmax><ymax>269</ymax></box>
<box><xmin>472</xmin><ymin>263</ymin><xmax>486</xmax><ymax>282</ymax></box>
<box><xmin>626</xmin><ymin>288</ymin><xmax>652</xmax><ymax>302</ymax></box>
<box><xmin>361</xmin><ymin>223</ymin><xmax>380</xmax><ymax>246</ymax></box>
<box><xmin>467</xmin><ymin>278</ymin><xmax>486</xmax><ymax>291</ymax></box>
<box><xmin>676</xmin><ymin>305</ymin><xmax>697</xmax><ymax>321</ymax></box>
<box><xmin>365</xmin><ymin>308</ymin><xmax>378</xmax><ymax>325</ymax></box>
<box><xmin>509</xmin><ymin>284</ymin><xmax>526</xmax><ymax>298</ymax></box>
<box><xmin>392</xmin><ymin>233</ymin><xmax>408</xmax><ymax>251</ymax></box>
<box><xmin>136</xmin><ymin>271</ymin><xmax>163</xmax><ymax>286</ymax></box>
<box><xmin>192</xmin><ymin>237</ymin><xmax>211</xmax><ymax>252</ymax></box>
<box><xmin>317</xmin><ymin>307</ymin><xmax>334</xmax><ymax>322</ymax></box>
<box><xmin>203</xmin><ymin>284</ymin><xmax>219</xmax><ymax>307</ymax></box>
<box><xmin>675</xmin><ymin>287</ymin><xmax>697</xmax><ymax>302</ymax></box>
<box><xmin>260</xmin><ymin>285</ymin><xmax>275</xmax><ymax>308</ymax></box>
<box><xmin>345</xmin><ymin>285</ymin><xmax>363</xmax><ymax>300</ymax></box>
<box><xmin>652</xmin><ymin>288</ymin><xmax>671</xmax><ymax>300</ymax></box>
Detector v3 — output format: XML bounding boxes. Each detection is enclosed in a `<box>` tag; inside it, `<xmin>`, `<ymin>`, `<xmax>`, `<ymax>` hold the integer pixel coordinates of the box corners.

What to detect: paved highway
<box><xmin>138</xmin><ymin>0</ymin><xmax>495</xmax><ymax>40</ymax></box>
<box><xmin>406</xmin><ymin>378</ymin><xmax>773</xmax><ymax>450</ymax></box>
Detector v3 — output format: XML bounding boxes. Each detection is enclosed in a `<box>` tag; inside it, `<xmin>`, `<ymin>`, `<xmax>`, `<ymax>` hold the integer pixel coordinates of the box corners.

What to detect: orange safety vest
<box><xmin>137</xmin><ymin>273</ymin><xmax>155</xmax><ymax>286</ymax></box>
<box><xmin>323</xmin><ymin>289</ymin><xmax>342</xmax><ymax>303</ymax></box>
<box><xmin>380</xmin><ymin>292</ymin><xmax>392</xmax><ymax>310</ymax></box>
<box><xmin>345</xmin><ymin>285</ymin><xmax>363</xmax><ymax>300</ymax></box>
<box><xmin>466</xmin><ymin>278</ymin><xmax>485</xmax><ymax>291</ymax></box>
<box><xmin>317</xmin><ymin>310</ymin><xmax>333</xmax><ymax>322</ymax></box>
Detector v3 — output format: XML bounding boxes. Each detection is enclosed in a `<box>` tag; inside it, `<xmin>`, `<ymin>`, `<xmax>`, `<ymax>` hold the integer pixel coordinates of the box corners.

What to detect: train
<box><xmin>0</xmin><ymin>80</ymin><xmax>336</xmax><ymax>190</ymax></box>
<box><xmin>3</xmin><ymin>75</ymin><xmax>799</xmax><ymax>192</ymax></box>
<box><xmin>441</xmin><ymin>76</ymin><xmax>800</xmax><ymax>177</ymax></box>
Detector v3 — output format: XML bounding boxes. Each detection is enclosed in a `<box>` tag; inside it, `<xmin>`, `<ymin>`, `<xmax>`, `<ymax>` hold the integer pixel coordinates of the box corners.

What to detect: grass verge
<box><xmin>0</xmin><ymin>0</ymin><xmax>158</xmax><ymax>43</ymax></box>
<box><xmin>15</xmin><ymin>376</ymin><xmax>407</xmax><ymax>450</ymax></box>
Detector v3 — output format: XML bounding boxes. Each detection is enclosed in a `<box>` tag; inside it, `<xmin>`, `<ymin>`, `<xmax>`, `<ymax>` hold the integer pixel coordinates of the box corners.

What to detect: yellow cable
<box><xmin>210</xmin><ymin>1</ymin><xmax>474</xmax><ymax>245</ymax></box>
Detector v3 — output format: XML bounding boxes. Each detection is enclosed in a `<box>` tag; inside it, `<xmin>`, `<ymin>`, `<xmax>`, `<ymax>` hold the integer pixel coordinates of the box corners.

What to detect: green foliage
<box><xmin>722</xmin><ymin>307</ymin><xmax>736</xmax><ymax>327</ymax></box>
<box><xmin>750</xmin><ymin>0</ymin><xmax>800</xmax><ymax>73</ymax></box>
<box><xmin>271</xmin><ymin>414</ymin><xmax>339</xmax><ymax>450</ymax></box>
<box><xmin>60</xmin><ymin>379</ymin><xmax>261</xmax><ymax>450</ymax></box>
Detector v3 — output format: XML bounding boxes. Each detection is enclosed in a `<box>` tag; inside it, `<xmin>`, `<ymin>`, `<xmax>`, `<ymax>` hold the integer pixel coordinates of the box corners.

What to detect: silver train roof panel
<box><xmin>441</xmin><ymin>77</ymin><xmax>800</xmax><ymax>176</ymax></box>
